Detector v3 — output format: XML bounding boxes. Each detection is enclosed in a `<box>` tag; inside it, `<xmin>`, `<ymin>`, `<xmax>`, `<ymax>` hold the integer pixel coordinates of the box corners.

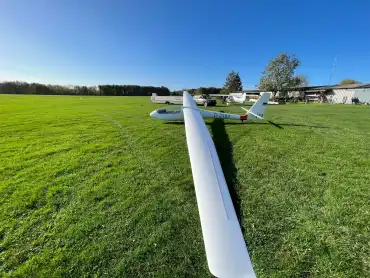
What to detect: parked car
<box><xmin>193</xmin><ymin>94</ymin><xmax>217</xmax><ymax>106</ymax></box>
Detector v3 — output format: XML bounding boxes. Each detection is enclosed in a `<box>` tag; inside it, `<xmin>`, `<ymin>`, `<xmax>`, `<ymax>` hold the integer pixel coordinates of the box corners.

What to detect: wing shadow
<box><xmin>163</xmin><ymin>121</ymin><xmax>327</xmax><ymax>129</ymax></box>
<box><xmin>246</xmin><ymin>122</ymin><xmax>328</xmax><ymax>128</ymax></box>
<box><xmin>210</xmin><ymin>119</ymin><xmax>244</xmax><ymax>229</ymax></box>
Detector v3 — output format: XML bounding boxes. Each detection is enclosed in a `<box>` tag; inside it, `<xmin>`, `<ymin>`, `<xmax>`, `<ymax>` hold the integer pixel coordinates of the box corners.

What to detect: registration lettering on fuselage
<box><xmin>214</xmin><ymin>113</ymin><xmax>231</xmax><ymax>119</ymax></box>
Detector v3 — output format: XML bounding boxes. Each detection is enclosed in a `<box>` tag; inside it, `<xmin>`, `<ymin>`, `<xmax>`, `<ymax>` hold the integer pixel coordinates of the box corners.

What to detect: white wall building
<box><xmin>238</xmin><ymin>84</ymin><xmax>370</xmax><ymax>104</ymax></box>
<box><xmin>285</xmin><ymin>84</ymin><xmax>370</xmax><ymax>104</ymax></box>
<box><xmin>328</xmin><ymin>87</ymin><xmax>370</xmax><ymax>104</ymax></box>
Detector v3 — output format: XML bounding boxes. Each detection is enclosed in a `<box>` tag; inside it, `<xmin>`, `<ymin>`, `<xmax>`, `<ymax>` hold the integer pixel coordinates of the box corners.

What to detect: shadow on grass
<box><xmin>164</xmin><ymin>121</ymin><xmax>327</xmax><ymax>129</ymax></box>
<box><xmin>210</xmin><ymin>118</ymin><xmax>244</xmax><ymax>227</ymax></box>
<box><xmin>213</xmin><ymin>104</ymin><xmax>254</xmax><ymax>108</ymax></box>
<box><xmin>245</xmin><ymin>122</ymin><xmax>328</xmax><ymax>129</ymax></box>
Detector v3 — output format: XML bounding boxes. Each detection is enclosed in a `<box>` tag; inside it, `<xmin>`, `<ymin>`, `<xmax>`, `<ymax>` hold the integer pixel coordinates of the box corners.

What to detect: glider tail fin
<box><xmin>249</xmin><ymin>92</ymin><xmax>271</xmax><ymax>118</ymax></box>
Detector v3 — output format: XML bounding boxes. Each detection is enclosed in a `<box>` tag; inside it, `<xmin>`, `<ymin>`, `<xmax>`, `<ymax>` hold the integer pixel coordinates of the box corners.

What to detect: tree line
<box><xmin>0</xmin><ymin>81</ymin><xmax>171</xmax><ymax>96</ymax></box>
<box><xmin>0</xmin><ymin>81</ymin><xmax>227</xmax><ymax>96</ymax></box>
<box><xmin>1</xmin><ymin>54</ymin><xmax>362</xmax><ymax>97</ymax></box>
<box><xmin>172</xmin><ymin>87</ymin><xmax>223</xmax><ymax>96</ymax></box>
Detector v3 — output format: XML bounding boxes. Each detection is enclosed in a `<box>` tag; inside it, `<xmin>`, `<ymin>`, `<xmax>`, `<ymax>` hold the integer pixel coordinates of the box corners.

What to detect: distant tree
<box><xmin>224</xmin><ymin>71</ymin><xmax>243</xmax><ymax>93</ymax></box>
<box><xmin>259</xmin><ymin>53</ymin><xmax>301</xmax><ymax>97</ymax></box>
<box><xmin>296</xmin><ymin>74</ymin><xmax>309</xmax><ymax>87</ymax></box>
<box><xmin>170</xmin><ymin>91</ymin><xmax>182</xmax><ymax>96</ymax></box>
<box><xmin>171</xmin><ymin>87</ymin><xmax>222</xmax><ymax>95</ymax></box>
<box><xmin>339</xmin><ymin>79</ymin><xmax>360</xmax><ymax>86</ymax></box>
<box><xmin>184</xmin><ymin>88</ymin><xmax>196</xmax><ymax>95</ymax></box>
<box><xmin>203</xmin><ymin>87</ymin><xmax>222</xmax><ymax>95</ymax></box>
<box><xmin>196</xmin><ymin>87</ymin><xmax>205</xmax><ymax>95</ymax></box>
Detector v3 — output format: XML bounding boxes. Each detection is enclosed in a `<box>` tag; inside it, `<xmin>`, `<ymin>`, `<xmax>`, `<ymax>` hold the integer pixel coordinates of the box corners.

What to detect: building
<box><xmin>326</xmin><ymin>84</ymin><xmax>370</xmax><ymax>104</ymax></box>
<box><xmin>295</xmin><ymin>83</ymin><xmax>370</xmax><ymax>104</ymax></box>
<box><xmin>239</xmin><ymin>84</ymin><xmax>370</xmax><ymax>104</ymax></box>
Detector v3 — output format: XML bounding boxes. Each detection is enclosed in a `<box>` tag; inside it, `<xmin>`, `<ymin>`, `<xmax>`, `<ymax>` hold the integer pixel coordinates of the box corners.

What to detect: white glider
<box><xmin>150</xmin><ymin>92</ymin><xmax>271</xmax><ymax>122</ymax></box>
<box><xmin>150</xmin><ymin>92</ymin><xmax>271</xmax><ymax>277</ymax></box>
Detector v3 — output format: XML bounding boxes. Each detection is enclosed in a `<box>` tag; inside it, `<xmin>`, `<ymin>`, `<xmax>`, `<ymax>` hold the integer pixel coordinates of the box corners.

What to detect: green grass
<box><xmin>0</xmin><ymin>95</ymin><xmax>369</xmax><ymax>277</ymax></box>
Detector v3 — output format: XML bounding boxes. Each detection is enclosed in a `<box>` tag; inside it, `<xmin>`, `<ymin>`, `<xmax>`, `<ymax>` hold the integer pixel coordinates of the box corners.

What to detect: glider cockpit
<box><xmin>150</xmin><ymin>106</ymin><xmax>184</xmax><ymax>120</ymax></box>
<box><xmin>156</xmin><ymin>107</ymin><xmax>182</xmax><ymax>114</ymax></box>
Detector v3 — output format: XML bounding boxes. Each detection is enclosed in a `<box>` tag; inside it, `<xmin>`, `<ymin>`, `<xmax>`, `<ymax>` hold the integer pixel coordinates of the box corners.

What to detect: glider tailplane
<box><xmin>249</xmin><ymin>92</ymin><xmax>271</xmax><ymax>118</ymax></box>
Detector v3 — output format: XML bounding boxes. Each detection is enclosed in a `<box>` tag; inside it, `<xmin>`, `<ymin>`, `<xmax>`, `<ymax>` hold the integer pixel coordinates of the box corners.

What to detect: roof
<box><xmin>216</xmin><ymin>83</ymin><xmax>370</xmax><ymax>95</ymax></box>
<box><xmin>301</xmin><ymin>83</ymin><xmax>370</xmax><ymax>92</ymax></box>
<box><xmin>239</xmin><ymin>90</ymin><xmax>262</xmax><ymax>94</ymax></box>
<box><xmin>329</xmin><ymin>83</ymin><xmax>370</xmax><ymax>89</ymax></box>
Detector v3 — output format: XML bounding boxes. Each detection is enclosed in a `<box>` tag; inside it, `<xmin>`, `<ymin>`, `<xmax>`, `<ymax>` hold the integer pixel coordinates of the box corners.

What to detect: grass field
<box><xmin>0</xmin><ymin>95</ymin><xmax>369</xmax><ymax>277</ymax></box>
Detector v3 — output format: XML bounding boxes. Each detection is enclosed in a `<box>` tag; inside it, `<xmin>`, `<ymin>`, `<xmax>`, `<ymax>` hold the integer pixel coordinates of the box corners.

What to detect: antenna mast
<box><xmin>328</xmin><ymin>57</ymin><xmax>337</xmax><ymax>85</ymax></box>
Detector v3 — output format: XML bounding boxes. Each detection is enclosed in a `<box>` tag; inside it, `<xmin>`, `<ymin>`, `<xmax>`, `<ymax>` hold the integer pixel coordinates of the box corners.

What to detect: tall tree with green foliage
<box><xmin>259</xmin><ymin>53</ymin><xmax>301</xmax><ymax>96</ymax></box>
<box><xmin>296</xmin><ymin>74</ymin><xmax>309</xmax><ymax>87</ymax></box>
<box><xmin>224</xmin><ymin>71</ymin><xmax>243</xmax><ymax>93</ymax></box>
<box><xmin>339</xmin><ymin>79</ymin><xmax>360</xmax><ymax>86</ymax></box>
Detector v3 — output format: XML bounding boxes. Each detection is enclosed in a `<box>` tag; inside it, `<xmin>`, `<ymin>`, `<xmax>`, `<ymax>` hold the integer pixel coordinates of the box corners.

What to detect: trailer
<box><xmin>151</xmin><ymin>93</ymin><xmax>183</xmax><ymax>105</ymax></box>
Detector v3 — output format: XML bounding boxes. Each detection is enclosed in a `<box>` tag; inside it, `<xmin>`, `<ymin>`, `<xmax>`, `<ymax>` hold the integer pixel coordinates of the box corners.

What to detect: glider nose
<box><xmin>150</xmin><ymin>110</ymin><xmax>158</xmax><ymax>118</ymax></box>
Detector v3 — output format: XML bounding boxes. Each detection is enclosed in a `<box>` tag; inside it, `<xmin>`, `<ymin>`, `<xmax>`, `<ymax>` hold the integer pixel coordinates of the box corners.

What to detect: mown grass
<box><xmin>0</xmin><ymin>95</ymin><xmax>369</xmax><ymax>277</ymax></box>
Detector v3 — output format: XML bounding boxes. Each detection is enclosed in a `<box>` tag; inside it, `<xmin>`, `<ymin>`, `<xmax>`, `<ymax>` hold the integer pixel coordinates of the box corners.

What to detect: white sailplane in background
<box><xmin>150</xmin><ymin>92</ymin><xmax>271</xmax><ymax>277</ymax></box>
<box><xmin>226</xmin><ymin>93</ymin><xmax>248</xmax><ymax>104</ymax></box>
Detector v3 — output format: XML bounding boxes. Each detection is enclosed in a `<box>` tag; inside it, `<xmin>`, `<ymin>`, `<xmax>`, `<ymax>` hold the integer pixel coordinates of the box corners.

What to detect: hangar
<box><xmin>240</xmin><ymin>83</ymin><xmax>370</xmax><ymax>104</ymax></box>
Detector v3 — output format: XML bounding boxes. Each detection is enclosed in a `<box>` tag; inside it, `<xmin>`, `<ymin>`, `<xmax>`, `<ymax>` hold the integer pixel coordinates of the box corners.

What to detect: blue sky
<box><xmin>0</xmin><ymin>0</ymin><xmax>369</xmax><ymax>90</ymax></box>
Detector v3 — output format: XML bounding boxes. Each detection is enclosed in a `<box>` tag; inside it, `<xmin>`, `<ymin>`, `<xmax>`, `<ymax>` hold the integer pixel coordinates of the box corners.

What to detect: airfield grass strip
<box><xmin>0</xmin><ymin>95</ymin><xmax>369</xmax><ymax>277</ymax></box>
